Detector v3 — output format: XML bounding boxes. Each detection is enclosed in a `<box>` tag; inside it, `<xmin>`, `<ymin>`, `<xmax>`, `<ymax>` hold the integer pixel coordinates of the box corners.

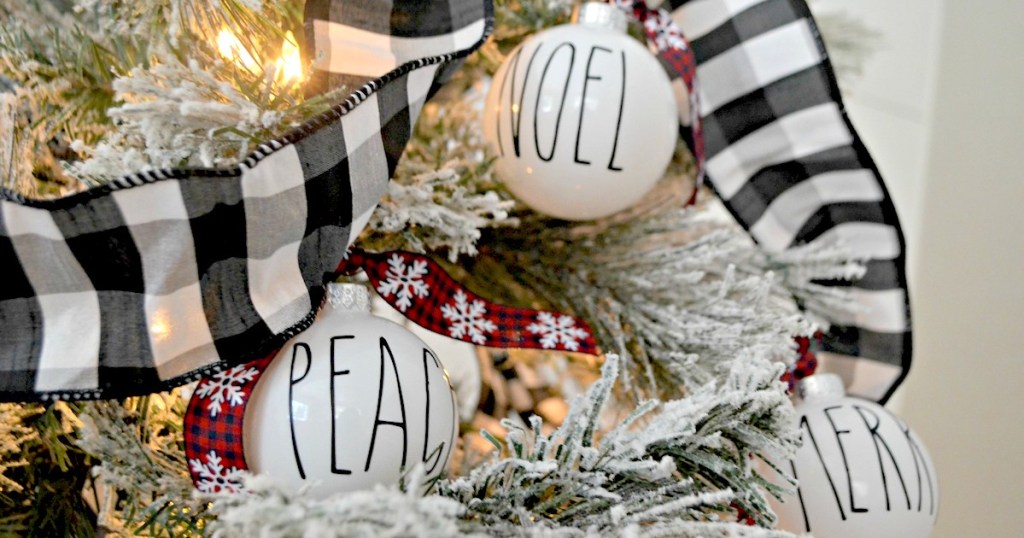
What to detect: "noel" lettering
<box><xmin>493</xmin><ymin>41</ymin><xmax>626</xmax><ymax>171</ymax></box>
<box><xmin>285</xmin><ymin>335</ymin><xmax>453</xmax><ymax>480</ymax></box>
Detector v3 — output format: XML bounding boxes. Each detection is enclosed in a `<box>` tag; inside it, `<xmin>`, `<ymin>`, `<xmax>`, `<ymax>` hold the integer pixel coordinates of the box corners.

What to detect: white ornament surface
<box><xmin>766</xmin><ymin>377</ymin><xmax>939</xmax><ymax>537</ymax></box>
<box><xmin>371</xmin><ymin>288</ymin><xmax>482</xmax><ymax>423</ymax></box>
<box><xmin>483</xmin><ymin>18</ymin><xmax>678</xmax><ymax>220</ymax></box>
<box><xmin>244</xmin><ymin>297</ymin><xmax>458</xmax><ymax>499</ymax></box>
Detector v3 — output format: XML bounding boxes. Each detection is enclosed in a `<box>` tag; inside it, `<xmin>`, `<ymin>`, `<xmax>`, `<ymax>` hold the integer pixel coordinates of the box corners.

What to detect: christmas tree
<box><xmin>0</xmin><ymin>1</ymin><xmax>916</xmax><ymax>536</ymax></box>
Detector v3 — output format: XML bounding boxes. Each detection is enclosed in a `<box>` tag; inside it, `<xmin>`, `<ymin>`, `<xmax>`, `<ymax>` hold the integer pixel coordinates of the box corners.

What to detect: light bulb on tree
<box><xmin>216</xmin><ymin>28</ymin><xmax>303</xmax><ymax>86</ymax></box>
<box><xmin>217</xmin><ymin>29</ymin><xmax>260</xmax><ymax>73</ymax></box>
<box><xmin>276</xmin><ymin>31</ymin><xmax>303</xmax><ymax>84</ymax></box>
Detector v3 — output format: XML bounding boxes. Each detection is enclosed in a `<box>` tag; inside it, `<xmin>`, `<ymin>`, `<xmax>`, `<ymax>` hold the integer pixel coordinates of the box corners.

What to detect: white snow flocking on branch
<box><xmin>208</xmin><ymin>355</ymin><xmax>800</xmax><ymax>536</ymax></box>
<box><xmin>69</xmin><ymin>56</ymin><xmax>279</xmax><ymax>182</ymax></box>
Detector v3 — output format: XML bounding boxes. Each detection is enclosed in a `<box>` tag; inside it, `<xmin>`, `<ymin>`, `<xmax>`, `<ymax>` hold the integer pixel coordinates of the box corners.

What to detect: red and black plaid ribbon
<box><xmin>338</xmin><ymin>250</ymin><xmax>600</xmax><ymax>355</ymax></box>
<box><xmin>782</xmin><ymin>333</ymin><xmax>821</xmax><ymax>392</ymax></box>
<box><xmin>185</xmin><ymin>248</ymin><xmax>814</xmax><ymax>491</ymax></box>
<box><xmin>184</xmin><ymin>353</ymin><xmax>274</xmax><ymax>493</ymax></box>
<box><xmin>613</xmin><ymin>0</ymin><xmax>705</xmax><ymax>199</ymax></box>
<box><xmin>185</xmin><ymin>249</ymin><xmax>599</xmax><ymax>490</ymax></box>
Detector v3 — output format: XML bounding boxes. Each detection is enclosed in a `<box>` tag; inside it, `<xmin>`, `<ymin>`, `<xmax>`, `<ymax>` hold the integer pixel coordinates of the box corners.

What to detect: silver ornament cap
<box><xmin>797</xmin><ymin>373</ymin><xmax>846</xmax><ymax>400</ymax></box>
<box><xmin>577</xmin><ymin>2</ymin><xmax>628</xmax><ymax>33</ymax></box>
<box><xmin>326</xmin><ymin>282</ymin><xmax>371</xmax><ymax>313</ymax></box>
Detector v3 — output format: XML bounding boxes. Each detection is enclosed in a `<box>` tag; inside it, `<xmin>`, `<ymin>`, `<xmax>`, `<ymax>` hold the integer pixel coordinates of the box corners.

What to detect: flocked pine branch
<box><xmin>208</xmin><ymin>468</ymin><xmax>473</xmax><ymax>538</ymax></box>
<box><xmin>0</xmin><ymin>403</ymin><xmax>94</xmax><ymax>536</ymax></box>
<box><xmin>0</xmin><ymin>0</ymin><xmax>318</xmax><ymax>194</ymax></box>
<box><xmin>450</xmin><ymin>178</ymin><xmax>861</xmax><ymax>398</ymax></box>
<box><xmin>77</xmin><ymin>395</ymin><xmax>214</xmax><ymax>535</ymax></box>
<box><xmin>0</xmin><ymin>1</ymin><xmax>880</xmax><ymax>535</ymax></box>
<box><xmin>0</xmin><ymin>404</ymin><xmax>37</xmax><ymax>494</ymax></box>
<box><xmin>0</xmin><ymin>0</ymin><xmax>131</xmax><ymax>196</ymax></box>
<box><xmin>362</xmin><ymin>96</ymin><xmax>518</xmax><ymax>261</ymax></box>
<box><xmin>209</xmin><ymin>356</ymin><xmax>800</xmax><ymax>537</ymax></box>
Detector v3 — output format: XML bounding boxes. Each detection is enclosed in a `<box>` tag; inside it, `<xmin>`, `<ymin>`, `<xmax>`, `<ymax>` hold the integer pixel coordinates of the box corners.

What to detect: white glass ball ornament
<box><xmin>371</xmin><ymin>290</ymin><xmax>482</xmax><ymax>422</ymax></box>
<box><xmin>482</xmin><ymin>2</ymin><xmax>678</xmax><ymax>220</ymax></box>
<box><xmin>767</xmin><ymin>374</ymin><xmax>939</xmax><ymax>537</ymax></box>
<box><xmin>244</xmin><ymin>283</ymin><xmax>458</xmax><ymax>498</ymax></box>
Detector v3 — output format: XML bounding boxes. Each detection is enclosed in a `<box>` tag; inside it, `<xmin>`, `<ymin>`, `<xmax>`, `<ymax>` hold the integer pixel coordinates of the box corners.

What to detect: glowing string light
<box><xmin>217</xmin><ymin>28</ymin><xmax>303</xmax><ymax>84</ymax></box>
<box><xmin>216</xmin><ymin>29</ymin><xmax>259</xmax><ymax>72</ymax></box>
<box><xmin>277</xmin><ymin>31</ymin><xmax>303</xmax><ymax>84</ymax></box>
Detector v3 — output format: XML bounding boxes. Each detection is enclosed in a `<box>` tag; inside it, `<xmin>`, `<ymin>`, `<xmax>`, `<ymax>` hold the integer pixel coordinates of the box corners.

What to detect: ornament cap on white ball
<box><xmin>576</xmin><ymin>2</ymin><xmax>628</xmax><ymax>33</ymax></box>
<box><xmin>327</xmin><ymin>279</ymin><xmax>372</xmax><ymax>311</ymax></box>
<box><xmin>483</xmin><ymin>2</ymin><xmax>678</xmax><ymax>220</ymax></box>
<box><xmin>243</xmin><ymin>283</ymin><xmax>458</xmax><ymax>499</ymax></box>
<box><xmin>766</xmin><ymin>373</ymin><xmax>939</xmax><ymax>537</ymax></box>
<box><xmin>797</xmin><ymin>372</ymin><xmax>845</xmax><ymax>399</ymax></box>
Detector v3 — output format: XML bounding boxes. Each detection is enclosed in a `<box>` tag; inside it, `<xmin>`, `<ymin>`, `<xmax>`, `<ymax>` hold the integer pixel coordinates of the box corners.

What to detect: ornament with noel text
<box><xmin>483</xmin><ymin>2</ymin><xmax>678</xmax><ymax>220</ymax></box>
<box><xmin>767</xmin><ymin>374</ymin><xmax>938</xmax><ymax>537</ymax></box>
<box><xmin>243</xmin><ymin>284</ymin><xmax>458</xmax><ymax>498</ymax></box>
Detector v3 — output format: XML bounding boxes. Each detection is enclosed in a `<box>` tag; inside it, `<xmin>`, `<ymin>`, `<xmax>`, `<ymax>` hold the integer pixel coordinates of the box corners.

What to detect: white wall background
<box><xmin>811</xmin><ymin>1</ymin><xmax>1024</xmax><ymax>535</ymax></box>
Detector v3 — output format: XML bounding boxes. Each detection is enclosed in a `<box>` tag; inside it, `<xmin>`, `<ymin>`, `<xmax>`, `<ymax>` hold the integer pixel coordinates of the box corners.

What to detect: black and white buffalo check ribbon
<box><xmin>0</xmin><ymin>0</ymin><xmax>492</xmax><ymax>402</ymax></box>
<box><xmin>668</xmin><ymin>0</ymin><xmax>912</xmax><ymax>402</ymax></box>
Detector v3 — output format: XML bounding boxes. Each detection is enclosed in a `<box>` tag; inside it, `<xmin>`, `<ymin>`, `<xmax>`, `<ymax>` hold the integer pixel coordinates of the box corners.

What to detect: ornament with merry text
<box><xmin>242</xmin><ymin>283</ymin><xmax>458</xmax><ymax>498</ymax></box>
<box><xmin>483</xmin><ymin>2</ymin><xmax>678</xmax><ymax>220</ymax></box>
<box><xmin>767</xmin><ymin>374</ymin><xmax>938</xmax><ymax>537</ymax></box>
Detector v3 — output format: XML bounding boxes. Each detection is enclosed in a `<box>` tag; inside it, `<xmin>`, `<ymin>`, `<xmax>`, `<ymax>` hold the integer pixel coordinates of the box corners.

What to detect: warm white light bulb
<box><xmin>277</xmin><ymin>31</ymin><xmax>303</xmax><ymax>84</ymax></box>
<box><xmin>217</xmin><ymin>29</ymin><xmax>259</xmax><ymax>72</ymax></box>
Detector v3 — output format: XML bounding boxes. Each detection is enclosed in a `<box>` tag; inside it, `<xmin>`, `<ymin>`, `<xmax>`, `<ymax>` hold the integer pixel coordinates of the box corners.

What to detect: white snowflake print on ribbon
<box><xmin>527</xmin><ymin>312</ymin><xmax>590</xmax><ymax>351</ymax></box>
<box><xmin>189</xmin><ymin>450</ymin><xmax>245</xmax><ymax>493</ymax></box>
<box><xmin>441</xmin><ymin>289</ymin><xmax>497</xmax><ymax>345</ymax></box>
<box><xmin>644</xmin><ymin>11</ymin><xmax>687</xmax><ymax>51</ymax></box>
<box><xmin>376</xmin><ymin>253</ymin><xmax>430</xmax><ymax>312</ymax></box>
<box><xmin>194</xmin><ymin>364</ymin><xmax>259</xmax><ymax>418</ymax></box>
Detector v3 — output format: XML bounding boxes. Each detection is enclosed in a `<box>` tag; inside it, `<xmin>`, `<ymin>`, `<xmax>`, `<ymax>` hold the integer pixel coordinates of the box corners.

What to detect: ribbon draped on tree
<box><xmin>339</xmin><ymin>250</ymin><xmax>599</xmax><ymax>354</ymax></box>
<box><xmin>0</xmin><ymin>0</ymin><xmax>493</xmax><ymax>402</ymax></box>
<box><xmin>185</xmin><ymin>248</ymin><xmax>601</xmax><ymax>492</ymax></box>
<box><xmin>664</xmin><ymin>0</ymin><xmax>911</xmax><ymax>402</ymax></box>
<box><xmin>615</xmin><ymin>0</ymin><xmax>705</xmax><ymax>192</ymax></box>
<box><xmin>0</xmin><ymin>0</ymin><xmax>911</xmax><ymax>405</ymax></box>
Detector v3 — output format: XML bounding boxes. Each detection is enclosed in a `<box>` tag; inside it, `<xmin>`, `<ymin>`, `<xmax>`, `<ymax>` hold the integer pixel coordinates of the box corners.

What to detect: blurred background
<box><xmin>811</xmin><ymin>1</ymin><xmax>1024</xmax><ymax>535</ymax></box>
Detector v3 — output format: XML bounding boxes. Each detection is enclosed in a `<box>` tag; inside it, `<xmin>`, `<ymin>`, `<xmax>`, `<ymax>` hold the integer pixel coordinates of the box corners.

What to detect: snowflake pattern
<box><xmin>376</xmin><ymin>253</ymin><xmax>430</xmax><ymax>312</ymax></box>
<box><xmin>441</xmin><ymin>290</ymin><xmax>497</xmax><ymax>345</ymax></box>
<box><xmin>644</xmin><ymin>12</ymin><xmax>687</xmax><ymax>52</ymax></box>
<box><xmin>194</xmin><ymin>364</ymin><xmax>259</xmax><ymax>418</ymax></box>
<box><xmin>189</xmin><ymin>450</ymin><xmax>244</xmax><ymax>494</ymax></box>
<box><xmin>527</xmin><ymin>312</ymin><xmax>590</xmax><ymax>351</ymax></box>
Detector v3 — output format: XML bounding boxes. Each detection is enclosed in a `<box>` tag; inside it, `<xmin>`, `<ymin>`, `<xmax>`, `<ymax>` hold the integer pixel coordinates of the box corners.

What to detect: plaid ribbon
<box><xmin>782</xmin><ymin>333</ymin><xmax>820</xmax><ymax>392</ymax></box>
<box><xmin>339</xmin><ymin>248</ymin><xmax>810</xmax><ymax>386</ymax></box>
<box><xmin>614</xmin><ymin>0</ymin><xmax>705</xmax><ymax>194</ymax></box>
<box><xmin>184</xmin><ymin>247</ymin><xmax>598</xmax><ymax>491</ymax></box>
<box><xmin>0</xmin><ymin>0</ymin><xmax>492</xmax><ymax>403</ymax></box>
<box><xmin>339</xmin><ymin>250</ymin><xmax>600</xmax><ymax>355</ymax></box>
<box><xmin>2</xmin><ymin>0</ymin><xmax>909</xmax><ymax>405</ymax></box>
<box><xmin>669</xmin><ymin>0</ymin><xmax>912</xmax><ymax>403</ymax></box>
<box><xmin>184</xmin><ymin>352</ymin><xmax>274</xmax><ymax>493</ymax></box>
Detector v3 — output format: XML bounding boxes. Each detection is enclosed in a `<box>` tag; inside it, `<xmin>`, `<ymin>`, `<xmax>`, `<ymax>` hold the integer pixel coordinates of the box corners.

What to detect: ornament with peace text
<box><xmin>483</xmin><ymin>2</ymin><xmax>678</xmax><ymax>221</ymax></box>
<box><xmin>185</xmin><ymin>284</ymin><xmax>457</xmax><ymax>497</ymax></box>
<box><xmin>766</xmin><ymin>374</ymin><xmax>938</xmax><ymax>536</ymax></box>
